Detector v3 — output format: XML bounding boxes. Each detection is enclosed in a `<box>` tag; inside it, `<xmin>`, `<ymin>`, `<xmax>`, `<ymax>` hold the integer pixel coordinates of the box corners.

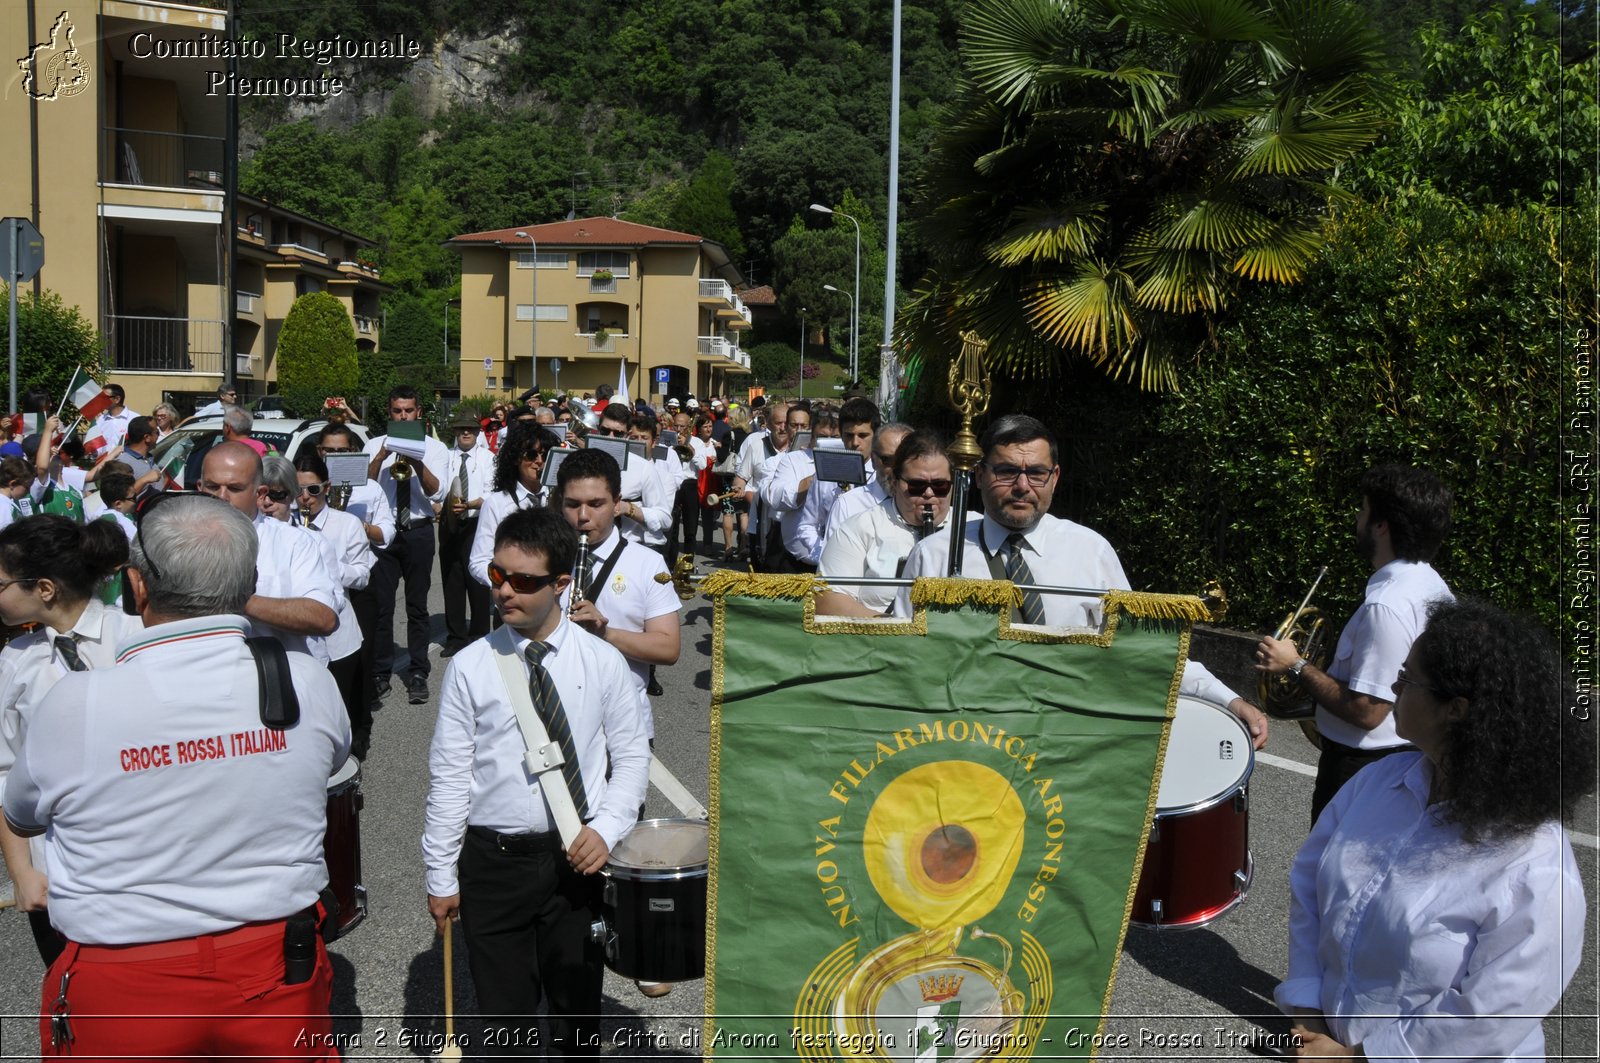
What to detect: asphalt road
<box><xmin>0</xmin><ymin>557</ymin><xmax>1595</xmax><ymax>1061</ymax></box>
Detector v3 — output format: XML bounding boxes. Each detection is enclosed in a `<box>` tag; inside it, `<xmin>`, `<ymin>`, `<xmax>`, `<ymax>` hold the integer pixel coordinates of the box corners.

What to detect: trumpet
<box><xmin>569</xmin><ymin>532</ymin><xmax>590</xmax><ymax>617</ymax></box>
<box><xmin>1259</xmin><ymin>565</ymin><xmax>1330</xmax><ymax>742</ymax></box>
<box><xmin>391</xmin><ymin>455</ymin><xmax>414</xmax><ymax>481</ymax></box>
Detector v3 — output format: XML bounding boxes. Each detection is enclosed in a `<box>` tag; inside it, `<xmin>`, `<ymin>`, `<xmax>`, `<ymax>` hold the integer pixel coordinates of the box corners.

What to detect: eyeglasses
<box><xmin>299</xmin><ymin>482</ymin><xmax>330</xmax><ymax>496</ymax></box>
<box><xmin>0</xmin><ymin>576</ymin><xmax>40</xmax><ymax>593</ymax></box>
<box><xmin>981</xmin><ymin>463</ymin><xmax>1055</xmax><ymax>487</ymax></box>
<box><xmin>900</xmin><ymin>478</ymin><xmax>953</xmax><ymax>498</ymax></box>
<box><xmin>1394</xmin><ymin>667</ymin><xmax>1445</xmax><ymax>698</ymax></box>
<box><xmin>486</xmin><ymin>563</ymin><xmax>561</xmax><ymax>594</ymax></box>
<box><xmin>265</xmin><ymin>488</ymin><xmax>292</xmax><ymax>503</ymax></box>
<box><xmin>319</xmin><ymin>445</ymin><xmax>357</xmax><ymax>454</ymax></box>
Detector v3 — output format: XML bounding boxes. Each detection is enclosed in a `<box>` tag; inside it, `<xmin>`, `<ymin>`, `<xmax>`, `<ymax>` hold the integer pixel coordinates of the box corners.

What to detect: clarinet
<box><xmin>920</xmin><ymin>505</ymin><xmax>935</xmax><ymax>539</ymax></box>
<box><xmin>568</xmin><ymin>532</ymin><xmax>590</xmax><ymax>617</ymax></box>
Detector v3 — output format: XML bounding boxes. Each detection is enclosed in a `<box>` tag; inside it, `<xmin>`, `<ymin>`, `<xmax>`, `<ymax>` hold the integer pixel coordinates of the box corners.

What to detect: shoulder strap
<box><xmin>246</xmin><ymin>636</ymin><xmax>300</xmax><ymax>730</ymax></box>
<box><xmin>487</xmin><ymin>627</ymin><xmax>583</xmax><ymax>847</ymax></box>
<box><xmin>585</xmin><ymin>539</ymin><xmax>628</xmax><ymax>601</ymax></box>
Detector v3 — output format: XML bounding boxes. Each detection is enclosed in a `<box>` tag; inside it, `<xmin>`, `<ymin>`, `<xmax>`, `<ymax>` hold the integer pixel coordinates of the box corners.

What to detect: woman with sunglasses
<box><xmin>816</xmin><ymin>430</ymin><xmax>954</xmax><ymax>617</ymax></box>
<box><xmin>1277</xmin><ymin>598</ymin><xmax>1592</xmax><ymax>1062</ymax></box>
<box><xmin>469</xmin><ymin>421</ymin><xmax>561</xmax><ymax>591</ymax></box>
<box><xmin>0</xmin><ymin>515</ymin><xmax>142</xmax><ymax>965</ymax></box>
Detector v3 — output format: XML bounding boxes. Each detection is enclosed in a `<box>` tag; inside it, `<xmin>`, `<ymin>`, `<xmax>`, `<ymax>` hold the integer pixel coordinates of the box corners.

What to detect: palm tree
<box><xmin>900</xmin><ymin>0</ymin><xmax>1392</xmax><ymax>390</ymax></box>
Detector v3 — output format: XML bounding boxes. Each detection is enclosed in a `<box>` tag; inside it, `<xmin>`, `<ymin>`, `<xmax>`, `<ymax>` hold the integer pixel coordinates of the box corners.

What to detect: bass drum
<box><xmin>600</xmin><ymin>818</ymin><xmax>708</xmax><ymax>982</ymax></box>
<box><xmin>323</xmin><ymin>755</ymin><xmax>367</xmax><ymax>939</ymax></box>
<box><xmin>1130</xmin><ymin>696</ymin><xmax>1253</xmax><ymax>930</ymax></box>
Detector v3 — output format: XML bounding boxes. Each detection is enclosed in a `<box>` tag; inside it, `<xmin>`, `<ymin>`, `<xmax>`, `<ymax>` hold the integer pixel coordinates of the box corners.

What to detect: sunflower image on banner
<box><xmin>702</xmin><ymin>573</ymin><xmax>1216</xmax><ymax>1062</ymax></box>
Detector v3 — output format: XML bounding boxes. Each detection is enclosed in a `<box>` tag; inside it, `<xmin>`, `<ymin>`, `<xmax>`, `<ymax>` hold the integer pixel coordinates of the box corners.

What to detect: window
<box><xmin>577</xmin><ymin>251</ymin><xmax>630</xmax><ymax>278</ymax></box>
<box><xmin>516</xmin><ymin>305</ymin><xmax>569</xmax><ymax>322</ymax></box>
<box><xmin>486</xmin><ymin>376</ymin><xmax>497</xmax><ymax>389</ymax></box>
<box><xmin>516</xmin><ymin>250</ymin><xmax>568</xmax><ymax>270</ymax></box>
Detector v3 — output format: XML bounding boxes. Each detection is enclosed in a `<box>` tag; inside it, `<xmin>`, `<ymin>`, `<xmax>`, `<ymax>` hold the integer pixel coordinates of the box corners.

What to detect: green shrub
<box><xmin>0</xmin><ymin>285</ymin><xmax>103</xmax><ymax>410</ymax></box>
<box><xmin>275</xmin><ymin>292</ymin><xmax>358</xmax><ymax>418</ymax></box>
<box><xmin>748</xmin><ymin>341</ymin><xmax>799</xmax><ymax>385</ymax></box>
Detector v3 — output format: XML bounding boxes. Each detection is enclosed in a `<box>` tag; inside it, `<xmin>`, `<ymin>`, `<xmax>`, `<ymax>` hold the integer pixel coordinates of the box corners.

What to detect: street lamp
<box><xmin>822</xmin><ymin>284</ymin><xmax>855</xmax><ymax>382</ymax></box>
<box><xmin>809</xmin><ymin>203</ymin><xmax>861</xmax><ymax>382</ymax></box>
<box><xmin>515</xmin><ymin>230</ymin><xmax>538</xmax><ymax>392</ymax></box>
<box><xmin>798</xmin><ymin>307</ymin><xmax>806</xmax><ymax>400</ymax></box>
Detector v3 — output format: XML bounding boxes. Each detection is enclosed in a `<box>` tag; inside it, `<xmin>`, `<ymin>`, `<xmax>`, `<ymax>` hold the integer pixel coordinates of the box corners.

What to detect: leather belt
<box><xmin>467</xmin><ymin>824</ymin><xmax>563</xmax><ymax>853</ymax></box>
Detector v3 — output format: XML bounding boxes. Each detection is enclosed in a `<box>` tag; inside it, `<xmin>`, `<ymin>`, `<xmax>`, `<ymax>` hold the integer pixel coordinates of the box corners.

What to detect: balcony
<box><xmin>106</xmin><ymin>316</ymin><xmax>224</xmax><ymax>375</ymax></box>
<box><xmin>236</xmin><ymin>291</ymin><xmax>259</xmax><ymax>314</ymax></box>
<box><xmin>354</xmin><ymin>315</ymin><xmax>378</xmax><ymax>336</ymax></box>
<box><xmin>585</xmin><ymin>332</ymin><xmax>618</xmax><ymax>353</ymax></box>
<box><xmin>697</xmin><ymin>335</ymin><xmax>730</xmax><ymax>359</ymax></box>
<box><xmin>236</xmin><ymin>354</ymin><xmax>256</xmax><ymax>377</ymax></box>
<box><xmin>588</xmin><ymin>276</ymin><xmax>617</xmax><ymax>295</ymax></box>
<box><xmin>274</xmin><ymin>242</ymin><xmax>330</xmax><ymax>265</ymax></box>
<box><xmin>338</xmin><ymin>260</ymin><xmax>382</xmax><ymax>280</ymax></box>
<box><xmin>104</xmin><ymin>128</ymin><xmax>226</xmax><ymax>190</ymax></box>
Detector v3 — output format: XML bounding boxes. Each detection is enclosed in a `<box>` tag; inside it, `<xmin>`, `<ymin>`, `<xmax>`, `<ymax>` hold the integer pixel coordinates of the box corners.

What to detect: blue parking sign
<box><xmin>654</xmin><ymin>367</ymin><xmax>670</xmax><ymax>384</ymax></box>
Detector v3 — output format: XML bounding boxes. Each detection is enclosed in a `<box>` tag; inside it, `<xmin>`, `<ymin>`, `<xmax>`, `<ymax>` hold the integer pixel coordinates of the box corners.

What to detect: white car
<box><xmin>147</xmin><ymin>417</ymin><xmax>371</xmax><ymax>489</ymax></box>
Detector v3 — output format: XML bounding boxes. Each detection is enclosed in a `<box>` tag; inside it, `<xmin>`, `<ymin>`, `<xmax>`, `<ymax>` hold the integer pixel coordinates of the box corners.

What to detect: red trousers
<box><xmin>40</xmin><ymin>922</ymin><xmax>336</xmax><ymax>1061</ymax></box>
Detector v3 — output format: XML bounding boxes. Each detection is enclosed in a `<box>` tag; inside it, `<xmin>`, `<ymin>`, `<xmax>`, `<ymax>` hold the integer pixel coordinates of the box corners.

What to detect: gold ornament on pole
<box><xmin>944</xmin><ymin>330</ymin><xmax>992</xmax><ymax>575</ymax></box>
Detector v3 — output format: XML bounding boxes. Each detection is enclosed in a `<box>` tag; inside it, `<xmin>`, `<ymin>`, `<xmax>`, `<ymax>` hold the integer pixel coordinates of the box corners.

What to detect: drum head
<box><xmin>329</xmin><ymin>754</ymin><xmax>360</xmax><ymax>789</ymax></box>
<box><xmin>1155</xmin><ymin>696</ymin><xmax>1252</xmax><ymax>812</ymax></box>
<box><xmin>610</xmin><ymin>818</ymin><xmax>708</xmax><ymax>872</ymax></box>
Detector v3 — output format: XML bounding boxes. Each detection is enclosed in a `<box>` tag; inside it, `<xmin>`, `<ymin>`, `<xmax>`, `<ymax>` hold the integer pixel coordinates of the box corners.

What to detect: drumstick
<box><xmin>438</xmin><ymin>923</ymin><xmax>462</xmax><ymax>1062</ymax></box>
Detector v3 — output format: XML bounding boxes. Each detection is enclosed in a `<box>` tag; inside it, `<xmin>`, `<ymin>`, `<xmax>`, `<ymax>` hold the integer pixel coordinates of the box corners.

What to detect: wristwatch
<box><xmin>1289</xmin><ymin>657</ymin><xmax>1309</xmax><ymax>677</ymax></box>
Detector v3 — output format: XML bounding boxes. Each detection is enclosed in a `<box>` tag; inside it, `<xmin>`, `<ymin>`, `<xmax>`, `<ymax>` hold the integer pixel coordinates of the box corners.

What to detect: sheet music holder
<box><xmin>326</xmin><ymin>455</ymin><xmax>371</xmax><ymax>488</ymax></box>
<box><xmin>540</xmin><ymin>447</ymin><xmax>572</xmax><ymax>489</ymax></box>
<box><xmin>588</xmin><ymin>434</ymin><xmax>631</xmax><ymax>470</ymax></box>
<box><xmin>812</xmin><ymin>448</ymin><xmax>867</xmax><ymax>486</ymax></box>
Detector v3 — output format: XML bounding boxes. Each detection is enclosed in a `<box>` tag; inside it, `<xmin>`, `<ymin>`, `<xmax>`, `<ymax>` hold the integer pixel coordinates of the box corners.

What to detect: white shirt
<box><xmin>687</xmin><ymin>436</ymin><xmax>715</xmax><ymax>471</ymax></box>
<box><xmin>444</xmin><ymin>444</ymin><xmax>495</xmax><ymax>511</ymax></box>
<box><xmin>557</xmin><ymin>528</ymin><xmax>680</xmax><ymax>737</ymax></box>
<box><xmin>302</xmin><ymin>504</ymin><xmax>378</xmax><ymax>591</ymax></box>
<box><xmin>739</xmin><ymin>432</ymin><xmax>784</xmax><ymax>538</ymax></box>
<box><xmin>293</xmin><ymin>511</ymin><xmax>363</xmax><ymax>662</ymax></box>
<box><xmin>1320</xmin><ymin>560</ymin><xmax>1453</xmax><ymax>749</ymax></box>
<box><xmin>342</xmin><ymin>480</ymin><xmax>396</xmax><ymax>549</ymax></box>
<box><xmin>822</xmin><ymin>479</ymin><xmax>889</xmax><ymax>553</ymax></box>
<box><xmin>363</xmin><ymin>432</ymin><xmax>451</xmax><ymax>525</ymax></box>
<box><xmin>1276</xmin><ymin>752</ymin><xmax>1583</xmax><ymax>1062</ymax></box>
<box><xmin>93</xmin><ymin>408</ymin><xmax>139</xmax><ymax>449</ymax></box>
<box><xmin>3</xmin><ymin>616</ymin><xmax>350</xmax><ymax>944</ymax></box>
<box><xmin>760</xmin><ymin>448</ymin><xmax>818</xmax><ymax>561</ymax></box>
<box><xmin>617</xmin><ymin>456</ymin><xmax>672</xmax><ymax>546</ymax></box>
<box><xmin>896</xmin><ymin>513</ymin><xmax>1242</xmax><ymax>707</ymax></box>
<box><xmin>794</xmin><ymin>463</ymin><xmax>877</xmax><ymax>565</ymax></box>
<box><xmin>819</xmin><ymin>497</ymin><xmax>947</xmax><ymax>614</ymax></box>
<box><xmin>252</xmin><ymin>513</ymin><xmax>341</xmax><ymax>662</ymax></box>
<box><xmin>421</xmin><ymin>617</ymin><xmax>649</xmax><ymax>897</ymax></box>
<box><xmin>470</xmin><ymin>483</ymin><xmax>544</xmax><ymax>588</ymax></box>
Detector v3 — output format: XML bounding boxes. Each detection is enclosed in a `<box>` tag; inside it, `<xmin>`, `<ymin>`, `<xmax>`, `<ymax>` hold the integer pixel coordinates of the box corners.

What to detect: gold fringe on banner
<box><xmin>908</xmin><ymin>577</ymin><xmax>1024</xmax><ymax>610</ymax></box>
<box><xmin>699</xmin><ymin>570</ymin><xmax>826</xmax><ymax>600</ymax></box>
<box><xmin>1102</xmin><ymin>589</ymin><xmax>1216</xmax><ymax>623</ymax></box>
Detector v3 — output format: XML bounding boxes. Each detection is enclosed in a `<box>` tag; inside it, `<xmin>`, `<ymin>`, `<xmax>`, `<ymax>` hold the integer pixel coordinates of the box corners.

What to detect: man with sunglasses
<box><xmin>896</xmin><ymin>415</ymin><xmax>1269</xmax><ymax>749</ymax></box>
<box><xmin>423</xmin><ymin>506</ymin><xmax>646</xmax><ymax>1056</ymax></box>
<box><xmin>198</xmin><ymin>442</ymin><xmax>337</xmax><ymax>660</ymax></box>
<box><xmin>593</xmin><ymin>403</ymin><xmax>672</xmax><ymax>550</ymax></box>
<box><xmin>818</xmin><ymin>428</ymin><xmax>951</xmax><ymax>617</ymax></box>
<box><xmin>1256</xmin><ymin>464</ymin><xmax>1454</xmax><ymax>823</ymax></box>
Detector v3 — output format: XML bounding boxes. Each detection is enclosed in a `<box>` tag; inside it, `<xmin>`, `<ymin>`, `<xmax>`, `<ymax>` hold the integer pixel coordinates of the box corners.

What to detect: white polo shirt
<box><xmin>253</xmin><ymin>513</ymin><xmax>341</xmax><ymax>662</ymax></box>
<box><xmin>617</xmin><ymin>458</ymin><xmax>672</xmax><ymax>547</ymax></box>
<box><xmin>421</xmin><ymin>617</ymin><xmax>648</xmax><ymax>897</ymax></box>
<box><xmin>558</xmin><ymin>528</ymin><xmax>680</xmax><ymax>738</ymax></box>
<box><xmin>3</xmin><ymin>616</ymin><xmax>350</xmax><ymax>944</ymax></box>
<box><xmin>1319</xmin><ymin>559</ymin><xmax>1453</xmax><ymax>749</ymax></box>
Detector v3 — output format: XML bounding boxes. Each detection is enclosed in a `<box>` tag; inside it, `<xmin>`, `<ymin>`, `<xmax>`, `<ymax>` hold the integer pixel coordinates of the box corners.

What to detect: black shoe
<box><xmin>407</xmin><ymin>676</ymin><xmax>429</xmax><ymax>704</ymax></box>
<box><xmin>647</xmin><ymin>677</ymin><xmax>664</xmax><ymax>697</ymax></box>
<box><xmin>374</xmin><ymin>675</ymin><xmax>392</xmax><ymax>697</ymax></box>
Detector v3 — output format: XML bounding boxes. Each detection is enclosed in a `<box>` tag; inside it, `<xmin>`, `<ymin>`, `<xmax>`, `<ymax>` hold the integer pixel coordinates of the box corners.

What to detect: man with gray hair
<box><xmin>199</xmin><ymin>442</ymin><xmax>337</xmax><ymax>658</ymax></box>
<box><xmin>3</xmin><ymin>494</ymin><xmax>349</xmax><ymax>1058</ymax></box>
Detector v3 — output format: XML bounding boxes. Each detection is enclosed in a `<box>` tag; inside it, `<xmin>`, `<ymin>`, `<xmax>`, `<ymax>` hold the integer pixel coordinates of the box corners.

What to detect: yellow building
<box><xmin>447</xmin><ymin>218</ymin><xmax>753</xmax><ymax>402</ymax></box>
<box><xmin>2</xmin><ymin>0</ymin><xmax>386</xmax><ymax>414</ymax></box>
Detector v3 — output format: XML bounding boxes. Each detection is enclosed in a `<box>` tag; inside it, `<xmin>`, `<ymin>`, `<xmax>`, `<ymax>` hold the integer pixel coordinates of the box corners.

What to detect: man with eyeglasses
<box><xmin>817</xmin><ymin>428</ymin><xmax>951</xmax><ymax>617</ymax></box>
<box><xmin>364</xmin><ymin>386</ymin><xmax>450</xmax><ymax>705</ymax></box>
<box><xmin>790</xmin><ymin>398</ymin><xmax>881</xmax><ymax>569</ymax></box>
<box><xmin>423</xmin><ymin>506</ymin><xmax>646</xmax><ymax>1056</ymax></box>
<box><xmin>198</xmin><ymin>442</ymin><xmax>337</xmax><ymax>660</ymax></box>
<box><xmin>314</xmin><ymin>424</ymin><xmax>395</xmax><ymax>550</ymax></box>
<box><xmin>296</xmin><ymin>452</ymin><xmax>380</xmax><ymax>761</ymax></box>
<box><xmin>193</xmin><ymin>383</ymin><xmax>240</xmax><ymax>419</ymax></box>
<box><xmin>896</xmin><ymin>414</ymin><xmax>1269</xmax><ymax>748</ymax></box>
<box><xmin>593</xmin><ymin>403</ymin><xmax>671</xmax><ymax>550</ymax></box>
<box><xmin>1256</xmin><ymin>464</ymin><xmax>1454</xmax><ymax>823</ymax></box>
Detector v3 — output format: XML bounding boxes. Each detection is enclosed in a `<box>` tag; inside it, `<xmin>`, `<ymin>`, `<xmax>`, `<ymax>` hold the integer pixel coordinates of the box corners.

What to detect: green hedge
<box><xmin>275</xmin><ymin>292</ymin><xmax>359</xmax><ymax>418</ymax></box>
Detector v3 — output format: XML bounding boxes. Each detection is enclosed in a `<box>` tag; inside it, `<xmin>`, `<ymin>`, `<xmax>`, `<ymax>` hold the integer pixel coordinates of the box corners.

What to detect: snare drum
<box><xmin>1130</xmin><ymin>695</ymin><xmax>1253</xmax><ymax>930</ymax></box>
<box><xmin>323</xmin><ymin>755</ymin><xmax>367</xmax><ymax>939</ymax></box>
<box><xmin>600</xmin><ymin>818</ymin><xmax>708</xmax><ymax>982</ymax></box>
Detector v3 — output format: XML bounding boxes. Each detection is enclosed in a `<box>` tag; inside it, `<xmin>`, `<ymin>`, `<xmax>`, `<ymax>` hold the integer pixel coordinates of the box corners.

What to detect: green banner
<box><xmin>705</xmin><ymin>574</ymin><xmax>1205</xmax><ymax>1062</ymax></box>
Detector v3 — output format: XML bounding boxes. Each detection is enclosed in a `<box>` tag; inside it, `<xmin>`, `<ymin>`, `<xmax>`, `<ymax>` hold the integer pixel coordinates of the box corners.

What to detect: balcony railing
<box><xmin>106</xmin><ymin>316</ymin><xmax>224</xmax><ymax>375</ymax></box>
<box><xmin>236</xmin><ymin>291</ymin><xmax>259</xmax><ymax>314</ymax></box>
<box><xmin>104</xmin><ymin>127</ymin><xmax>226</xmax><ymax>189</ymax></box>
<box><xmin>588</xmin><ymin>276</ymin><xmax>617</xmax><ymax>294</ymax></box>
<box><xmin>586</xmin><ymin>333</ymin><xmax>617</xmax><ymax>353</ymax></box>
<box><xmin>354</xmin><ymin>315</ymin><xmax>378</xmax><ymax>335</ymax></box>
<box><xmin>697</xmin><ymin>335</ymin><xmax>729</xmax><ymax>358</ymax></box>
<box><xmin>236</xmin><ymin>354</ymin><xmax>255</xmax><ymax>376</ymax></box>
<box><xmin>699</xmin><ymin>278</ymin><xmax>732</xmax><ymax>301</ymax></box>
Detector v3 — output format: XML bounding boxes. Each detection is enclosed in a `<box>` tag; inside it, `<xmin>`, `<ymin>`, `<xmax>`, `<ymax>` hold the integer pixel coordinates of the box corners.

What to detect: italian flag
<box><xmin>82</xmin><ymin>429</ymin><xmax>109</xmax><ymax>459</ymax></box>
<box><xmin>157</xmin><ymin>443</ymin><xmax>187</xmax><ymax>488</ymax></box>
<box><xmin>67</xmin><ymin>367</ymin><xmax>113</xmax><ymax>422</ymax></box>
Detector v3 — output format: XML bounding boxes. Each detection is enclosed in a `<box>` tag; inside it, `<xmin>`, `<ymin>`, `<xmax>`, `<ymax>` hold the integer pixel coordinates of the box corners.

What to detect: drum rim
<box><xmin>605</xmin><ymin>816</ymin><xmax>709</xmax><ymax>878</ymax></box>
<box><xmin>1154</xmin><ymin>696</ymin><xmax>1255</xmax><ymax>818</ymax></box>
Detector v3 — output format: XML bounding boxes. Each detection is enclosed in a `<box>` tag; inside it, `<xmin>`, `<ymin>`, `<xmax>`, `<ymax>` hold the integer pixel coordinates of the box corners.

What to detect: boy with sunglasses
<box><xmin>423</xmin><ymin>506</ymin><xmax>646</xmax><ymax>1056</ymax></box>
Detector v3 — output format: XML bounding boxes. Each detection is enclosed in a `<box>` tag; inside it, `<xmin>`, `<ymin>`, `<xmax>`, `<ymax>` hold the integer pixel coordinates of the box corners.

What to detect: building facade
<box><xmin>2</xmin><ymin>0</ymin><xmax>385</xmax><ymax>415</ymax></box>
<box><xmin>447</xmin><ymin>218</ymin><xmax>753</xmax><ymax>403</ymax></box>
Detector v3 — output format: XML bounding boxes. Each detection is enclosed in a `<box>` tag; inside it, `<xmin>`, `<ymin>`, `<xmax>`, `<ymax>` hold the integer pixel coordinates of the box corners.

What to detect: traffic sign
<box><xmin>2</xmin><ymin>217</ymin><xmax>44</xmax><ymax>281</ymax></box>
<box><xmin>654</xmin><ymin>367</ymin><xmax>670</xmax><ymax>384</ymax></box>
<box><xmin>550</xmin><ymin>358</ymin><xmax>562</xmax><ymax>374</ymax></box>
<box><xmin>483</xmin><ymin>357</ymin><xmax>493</xmax><ymax>371</ymax></box>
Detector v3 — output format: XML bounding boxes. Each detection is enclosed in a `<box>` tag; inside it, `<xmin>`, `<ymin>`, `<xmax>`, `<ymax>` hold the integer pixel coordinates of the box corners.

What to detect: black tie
<box><xmin>1003</xmin><ymin>532</ymin><xmax>1047</xmax><ymax>625</ymax></box>
<box><xmin>395</xmin><ymin>470</ymin><xmax>414</xmax><ymax>531</ymax></box>
<box><xmin>54</xmin><ymin>634</ymin><xmax>87</xmax><ymax>672</ymax></box>
<box><xmin>525</xmin><ymin>641</ymin><xmax>590</xmax><ymax>820</ymax></box>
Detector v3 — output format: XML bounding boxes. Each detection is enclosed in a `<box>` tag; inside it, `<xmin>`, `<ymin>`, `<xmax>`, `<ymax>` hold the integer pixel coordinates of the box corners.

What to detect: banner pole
<box><xmin>944</xmin><ymin>331</ymin><xmax>990</xmax><ymax>576</ymax></box>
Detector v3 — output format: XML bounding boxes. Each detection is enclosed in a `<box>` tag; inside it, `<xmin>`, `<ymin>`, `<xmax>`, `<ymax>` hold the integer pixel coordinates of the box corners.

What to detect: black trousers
<box><xmin>371</xmin><ymin>522</ymin><xmax>435</xmax><ymax>682</ymax></box>
<box><xmin>440</xmin><ymin>517</ymin><xmax>491</xmax><ymax>650</ymax></box>
<box><xmin>458</xmin><ymin>828</ymin><xmax>604</xmax><ymax>1058</ymax></box>
<box><xmin>1311</xmin><ymin>737</ymin><xmax>1415</xmax><ymax>826</ymax></box>
<box><xmin>327</xmin><ymin>648</ymin><xmax>371</xmax><ymax>747</ymax></box>
<box><xmin>673</xmin><ymin>480</ymin><xmax>699</xmax><ymax>559</ymax></box>
<box><xmin>348</xmin><ymin>585</ymin><xmax>379</xmax><ymax>711</ymax></box>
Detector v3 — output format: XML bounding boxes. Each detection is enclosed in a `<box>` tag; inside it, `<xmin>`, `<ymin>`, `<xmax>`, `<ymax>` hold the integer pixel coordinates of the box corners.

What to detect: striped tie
<box><xmin>525</xmin><ymin>641</ymin><xmax>590</xmax><ymax>820</ymax></box>
<box><xmin>1003</xmin><ymin>533</ymin><xmax>1047</xmax><ymax>626</ymax></box>
<box><xmin>54</xmin><ymin>634</ymin><xmax>87</xmax><ymax>672</ymax></box>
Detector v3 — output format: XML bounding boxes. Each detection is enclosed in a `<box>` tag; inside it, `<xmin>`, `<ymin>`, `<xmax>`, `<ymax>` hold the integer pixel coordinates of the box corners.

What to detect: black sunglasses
<box><xmin>900</xmin><ymin>477</ymin><xmax>953</xmax><ymax>498</ymax></box>
<box><xmin>265</xmin><ymin>488</ymin><xmax>292</xmax><ymax>503</ymax></box>
<box><xmin>486</xmin><ymin>563</ymin><xmax>561</xmax><ymax>594</ymax></box>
